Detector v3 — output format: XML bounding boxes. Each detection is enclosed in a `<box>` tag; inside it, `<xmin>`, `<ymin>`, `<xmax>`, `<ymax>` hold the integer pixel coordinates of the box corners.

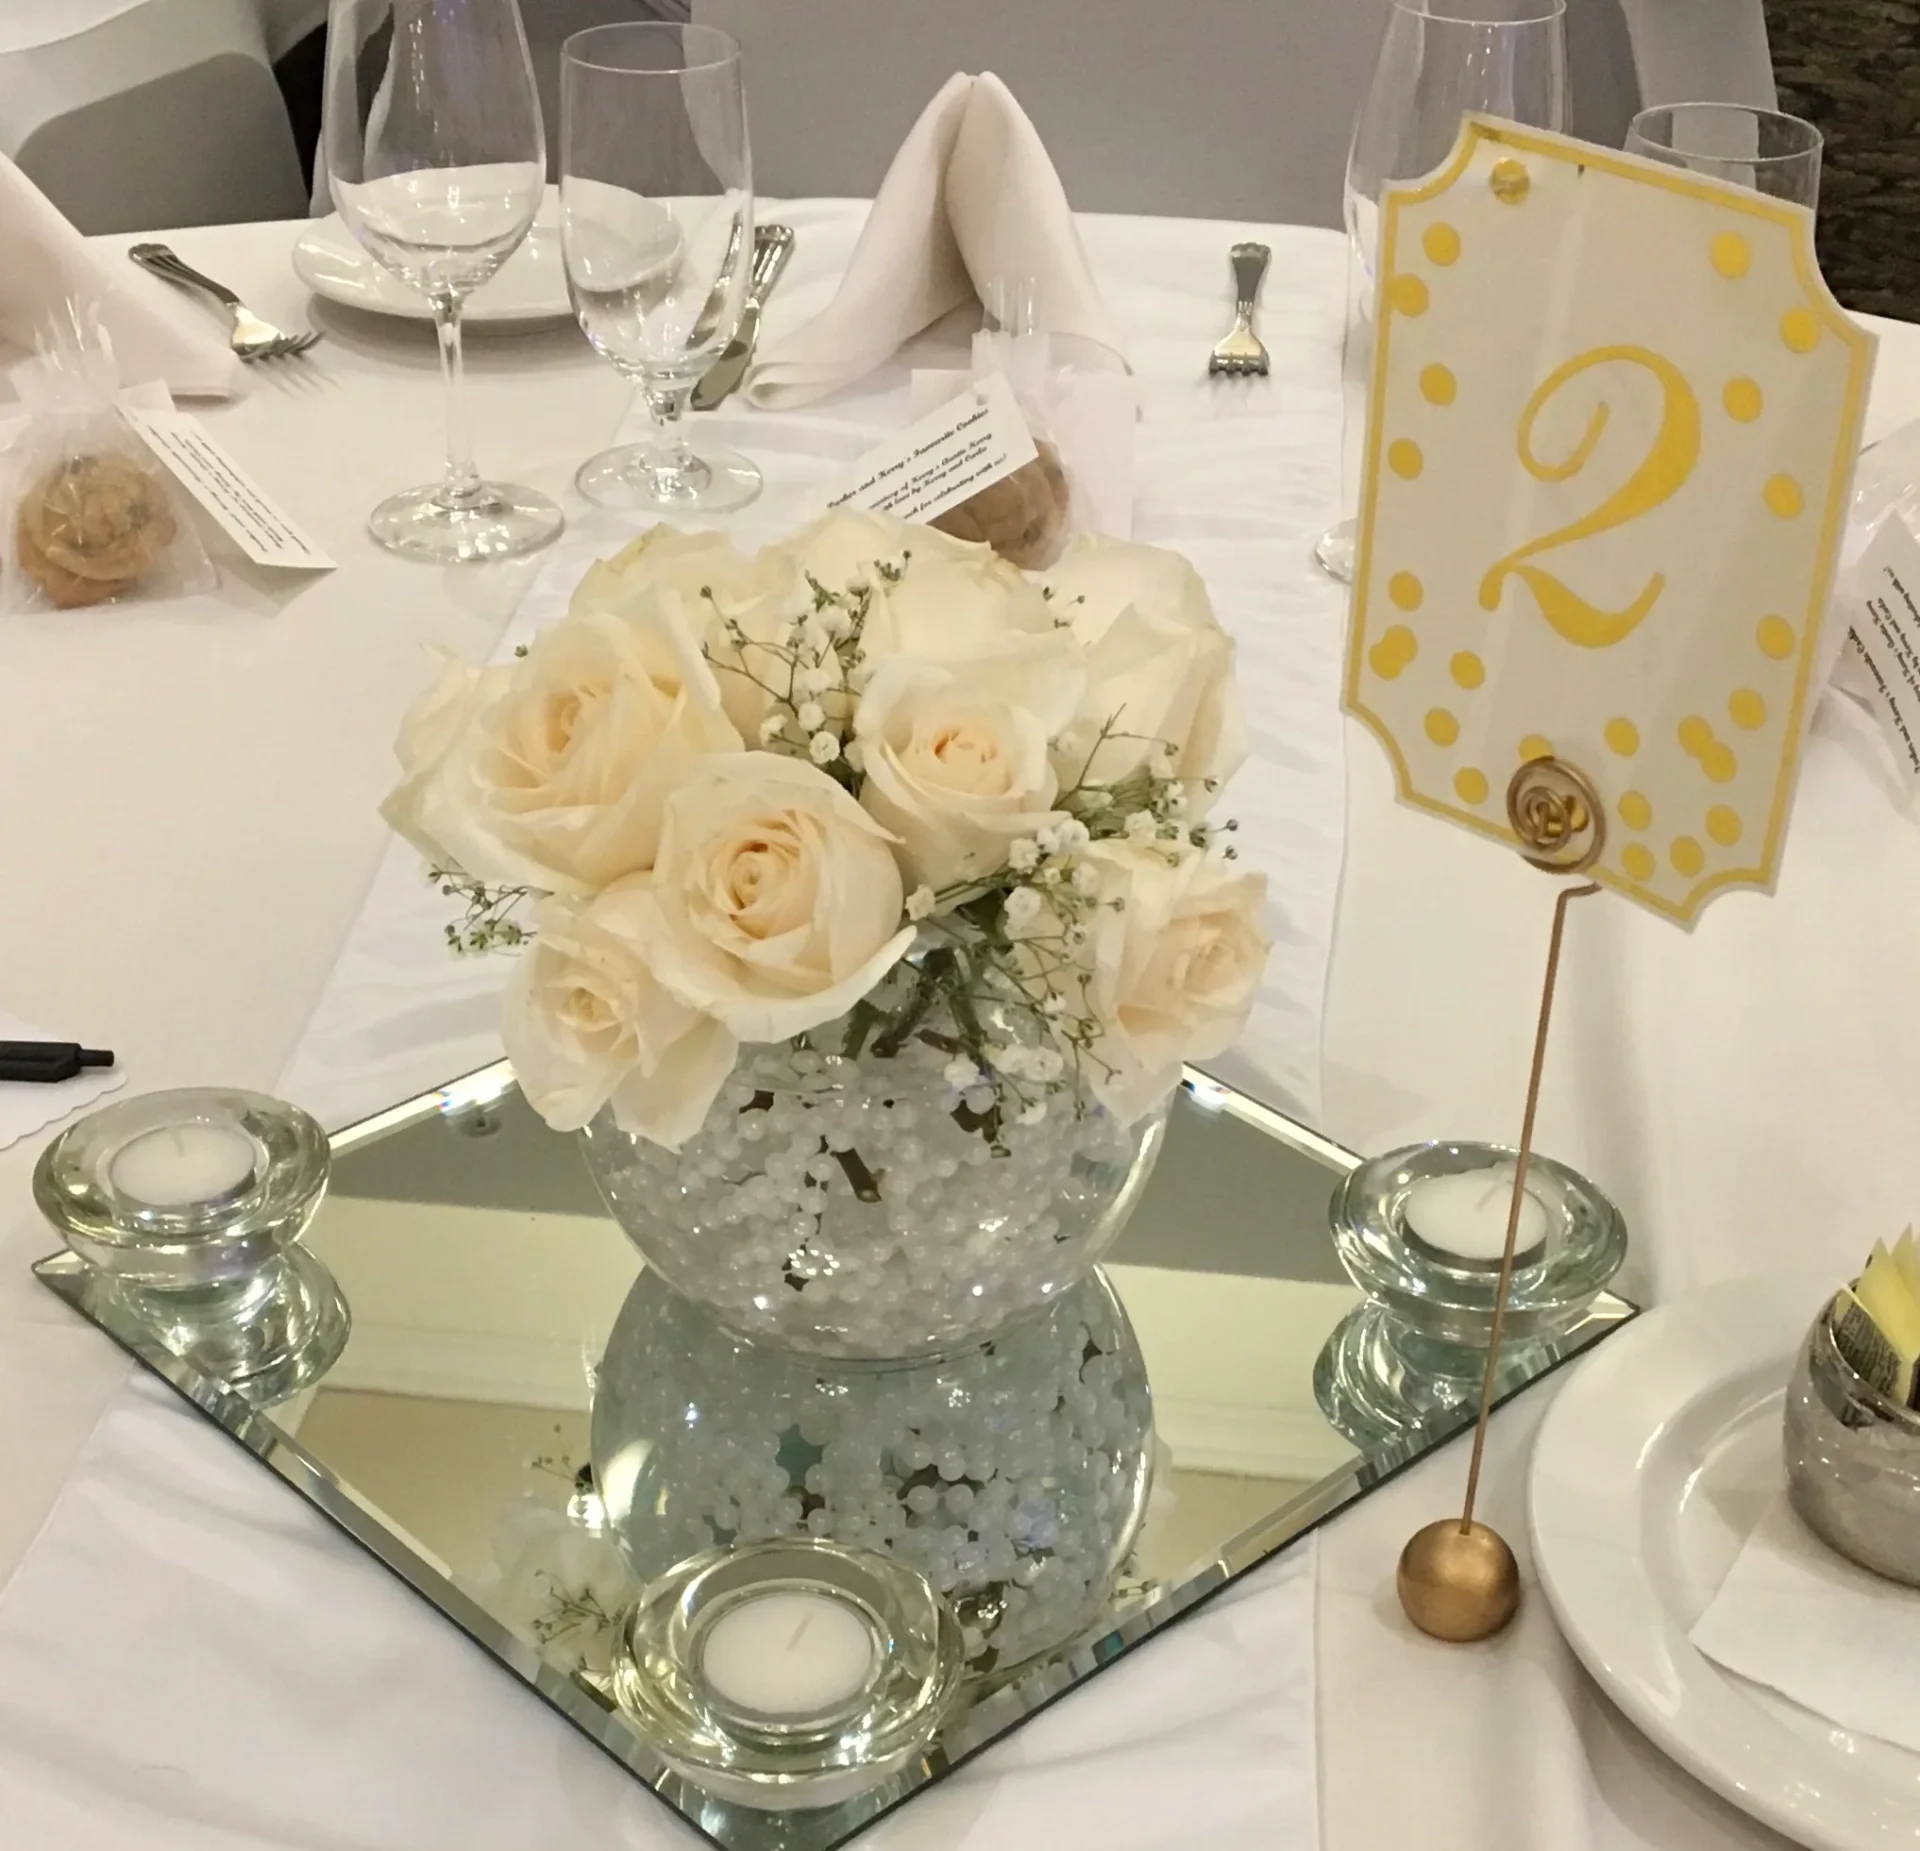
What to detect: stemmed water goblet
<box><xmin>322</xmin><ymin>0</ymin><xmax>565</xmax><ymax>563</ymax></box>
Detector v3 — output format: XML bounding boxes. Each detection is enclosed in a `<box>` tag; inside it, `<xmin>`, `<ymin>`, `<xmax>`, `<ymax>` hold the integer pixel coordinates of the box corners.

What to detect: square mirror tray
<box><xmin>35</xmin><ymin>1065</ymin><xmax>1633</xmax><ymax>1848</ymax></box>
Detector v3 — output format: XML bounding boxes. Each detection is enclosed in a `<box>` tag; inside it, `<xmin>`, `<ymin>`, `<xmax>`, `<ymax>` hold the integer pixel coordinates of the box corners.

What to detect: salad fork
<box><xmin>128</xmin><ymin>244</ymin><xmax>321</xmax><ymax>361</ymax></box>
<box><xmin>1208</xmin><ymin>241</ymin><xmax>1272</xmax><ymax>378</ymax></box>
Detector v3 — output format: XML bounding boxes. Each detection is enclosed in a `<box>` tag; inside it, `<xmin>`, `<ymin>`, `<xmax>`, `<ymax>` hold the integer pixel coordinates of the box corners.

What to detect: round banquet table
<box><xmin>3</xmin><ymin>202</ymin><xmax>1920</xmax><ymax>1851</ymax></box>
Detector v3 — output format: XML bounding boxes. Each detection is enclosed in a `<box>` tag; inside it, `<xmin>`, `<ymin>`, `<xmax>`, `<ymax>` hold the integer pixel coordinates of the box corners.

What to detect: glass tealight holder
<box><xmin>614</xmin><ymin>1539</ymin><xmax>964</xmax><ymax>1810</ymax></box>
<box><xmin>33</xmin><ymin>1088</ymin><xmax>350</xmax><ymax>1405</ymax></box>
<box><xmin>1313</xmin><ymin>1140</ymin><xmax>1625</xmax><ymax>1449</ymax></box>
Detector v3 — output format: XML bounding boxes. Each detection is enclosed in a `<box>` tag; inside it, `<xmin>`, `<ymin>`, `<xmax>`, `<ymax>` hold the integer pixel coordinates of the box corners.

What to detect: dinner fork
<box><xmin>128</xmin><ymin>244</ymin><xmax>321</xmax><ymax>361</ymax></box>
<box><xmin>1208</xmin><ymin>242</ymin><xmax>1271</xmax><ymax>378</ymax></box>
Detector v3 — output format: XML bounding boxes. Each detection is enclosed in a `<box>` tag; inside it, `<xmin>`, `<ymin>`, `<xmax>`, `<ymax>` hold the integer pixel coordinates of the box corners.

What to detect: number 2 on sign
<box><xmin>1478</xmin><ymin>345</ymin><xmax>1701</xmax><ymax>649</ymax></box>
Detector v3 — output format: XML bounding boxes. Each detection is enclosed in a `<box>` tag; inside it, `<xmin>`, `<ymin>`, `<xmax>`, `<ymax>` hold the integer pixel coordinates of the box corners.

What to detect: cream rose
<box><xmin>628</xmin><ymin>752</ymin><xmax>916</xmax><ymax>1041</ymax></box>
<box><xmin>572</xmin><ymin>525</ymin><xmax>818</xmax><ymax>745</ymax></box>
<box><xmin>1075</xmin><ymin>840</ymin><xmax>1269</xmax><ymax>1123</ymax></box>
<box><xmin>1042</xmin><ymin>536</ymin><xmax>1247</xmax><ymax>799</ymax></box>
<box><xmin>853</xmin><ymin>640</ymin><xmax>1084</xmax><ymax>892</ymax></box>
<box><xmin>503</xmin><ymin>879</ymin><xmax>736</xmax><ymax>1148</ymax></box>
<box><xmin>772</xmin><ymin>507</ymin><xmax>980</xmax><ymax>593</ymax></box>
<box><xmin>380</xmin><ymin>592</ymin><xmax>742</xmax><ymax>896</ymax></box>
<box><xmin>766</xmin><ymin>508</ymin><xmax>1053</xmax><ymax>675</ymax></box>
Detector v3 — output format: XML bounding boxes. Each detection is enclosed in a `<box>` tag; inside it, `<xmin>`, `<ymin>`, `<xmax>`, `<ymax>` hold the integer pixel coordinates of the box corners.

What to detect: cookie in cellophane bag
<box><xmin>928</xmin><ymin>281</ymin><xmax>1086</xmax><ymax>570</ymax></box>
<box><xmin>3</xmin><ymin>309</ymin><xmax>213</xmax><ymax>613</ymax></box>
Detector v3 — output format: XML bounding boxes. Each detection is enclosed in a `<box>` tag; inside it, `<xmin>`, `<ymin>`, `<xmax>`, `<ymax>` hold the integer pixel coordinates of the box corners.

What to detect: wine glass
<box><xmin>322</xmin><ymin>0</ymin><xmax>564</xmax><ymax>563</ymax></box>
<box><xmin>559</xmin><ymin>22</ymin><xmax>760</xmax><ymax>513</ymax></box>
<box><xmin>1626</xmin><ymin>103</ymin><xmax>1822</xmax><ymax>210</ymax></box>
<box><xmin>1314</xmin><ymin>0</ymin><xmax>1568</xmax><ymax>583</ymax></box>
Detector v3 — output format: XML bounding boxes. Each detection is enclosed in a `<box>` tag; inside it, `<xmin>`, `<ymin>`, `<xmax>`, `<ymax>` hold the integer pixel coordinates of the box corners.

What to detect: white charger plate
<box><xmin>1530</xmin><ymin>1273</ymin><xmax>1920</xmax><ymax>1851</ymax></box>
<box><xmin>292</xmin><ymin>185</ymin><xmax>570</xmax><ymax>323</ymax></box>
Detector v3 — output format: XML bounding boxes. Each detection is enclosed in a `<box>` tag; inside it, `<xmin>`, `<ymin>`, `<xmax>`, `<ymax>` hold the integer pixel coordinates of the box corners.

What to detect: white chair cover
<box><xmin>0</xmin><ymin>0</ymin><xmax>306</xmax><ymax>233</ymax></box>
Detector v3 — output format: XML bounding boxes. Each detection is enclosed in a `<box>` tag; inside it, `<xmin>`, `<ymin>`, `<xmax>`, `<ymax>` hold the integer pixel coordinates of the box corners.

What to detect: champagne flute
<box><xmin>323</xmin><ymin>0</ymin><xmax>564</xmax><ymax>563</ymax></box>
<box><xmin>560</xmin><ymin>22</ymin><xmax>760</xmax><ymax>513</ymax></box>
<box><xmin>1314</xmin><ymin>0</ymin><xmax>1568</xmax><ymax>582</ymax></box>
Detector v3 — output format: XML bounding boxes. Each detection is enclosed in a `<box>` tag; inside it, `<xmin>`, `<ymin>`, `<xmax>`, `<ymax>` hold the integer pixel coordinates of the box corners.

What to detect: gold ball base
<box><xmin>1397</xmin><ymin>1519</ymin><xmax>1521</xmax><ymax>1642</ymax></box>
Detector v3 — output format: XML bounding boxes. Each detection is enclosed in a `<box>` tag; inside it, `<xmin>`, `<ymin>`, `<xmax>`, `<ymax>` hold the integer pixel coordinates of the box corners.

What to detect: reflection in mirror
<box><xmin>34</xmin><ymin>1067</ymin><xmax>1632</xmax><ymax>1850</ymax></box>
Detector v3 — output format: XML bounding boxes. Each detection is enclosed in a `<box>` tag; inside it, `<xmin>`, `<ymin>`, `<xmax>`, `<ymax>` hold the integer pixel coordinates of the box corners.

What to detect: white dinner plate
<box><xmin>1530</xmin><ymin>1273</ymin><xmax>1920</xmax><ymax>1851</ymax></box>
<box><xmin>291</xmin><ymin>186</ymin><xmax>571</xmax><ymax>323</ymax></box>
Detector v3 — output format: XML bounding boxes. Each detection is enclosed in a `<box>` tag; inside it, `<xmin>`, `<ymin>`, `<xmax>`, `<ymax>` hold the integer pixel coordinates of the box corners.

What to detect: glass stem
<box><xmin>637</xmin><ymin>377</ymin><xmax>707</xmax><ymax>501</ymax></box>
<box><xmin>434</xmin><ymin>297</ymin><xmax>484</xmax><ymax>509</ymax></box>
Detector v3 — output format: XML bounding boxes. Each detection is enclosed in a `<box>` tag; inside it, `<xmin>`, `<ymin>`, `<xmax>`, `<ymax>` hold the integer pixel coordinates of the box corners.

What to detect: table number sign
<box><xmin>1346</xmin><ymin>117</ymin><xmax>1876</xmax><ymax>1644</ymax></box>
<box><xmin>1347</xmin><ymin>116</ymin><xmax>1875</xmax><ymax>926</ymax></box>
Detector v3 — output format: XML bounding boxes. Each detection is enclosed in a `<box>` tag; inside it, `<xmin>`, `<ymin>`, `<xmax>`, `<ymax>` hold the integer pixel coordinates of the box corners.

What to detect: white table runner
<box><xmin>0</xmin><ymin>1372</ymin><xmax>1316</xmax><ymax>1851</ymax></box>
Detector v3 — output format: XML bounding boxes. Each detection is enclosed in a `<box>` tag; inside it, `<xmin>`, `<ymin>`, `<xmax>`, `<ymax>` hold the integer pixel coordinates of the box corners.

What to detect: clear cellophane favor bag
<box><xmin>929</xmin><ymin>278</ymin><xmax>1087</xmax><ymax>570</ymax></box>
<box><xmin>2</xmin><ymin>309</ymin><xmax>213</xmax><ymax>613</ymax></box>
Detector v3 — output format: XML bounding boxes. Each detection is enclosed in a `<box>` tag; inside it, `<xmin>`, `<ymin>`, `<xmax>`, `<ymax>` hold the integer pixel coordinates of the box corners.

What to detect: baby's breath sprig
<box><xmin>430</xmin><ymin>867</ymin><xmax>534</xmax><ymax>954</ymax></box>
<box><xmin>701</xmin><ymin>557</ymin><xmax>911</xmax><ymax>795</ymax></box>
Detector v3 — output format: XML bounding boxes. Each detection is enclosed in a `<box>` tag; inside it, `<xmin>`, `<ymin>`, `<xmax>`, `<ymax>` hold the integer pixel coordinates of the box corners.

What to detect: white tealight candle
<box><xmin>110</xmin><ymin>1124</ymin><xmax>257</xmax><ymax>1209</ymax></box>
<box><xmin>1402</xmin><ymin>1169</ymin><xmax>1549</xmax><ymax>1265</ymax></box>
<box><xmin>699</xmin><ymin>1590</ymin><xmax>879</xmax><ymax>1725</ymax></box>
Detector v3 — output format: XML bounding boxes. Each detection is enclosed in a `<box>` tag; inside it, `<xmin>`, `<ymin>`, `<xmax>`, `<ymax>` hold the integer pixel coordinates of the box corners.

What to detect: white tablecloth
<box><xmin>3</xmin><ymin>205</ymin><xmax>1920</xmax><ymax>1851</ymax></box>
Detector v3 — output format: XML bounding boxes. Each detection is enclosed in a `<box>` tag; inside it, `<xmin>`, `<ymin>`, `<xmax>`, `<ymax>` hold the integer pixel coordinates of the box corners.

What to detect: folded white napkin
<box><xmin>0</xmin><ymin>152</ymin><xmax>241</xmax><ymax>398</ymax></box>
<box><xmin>746</xmin><ymin>72</ymin><xmax>1128</xmax><ymax>409</ymax></box>
<box><xmin>1690</xmin><ymin>1492</ymin><xmax>1920</xmax><ymax>1754</ymax></box>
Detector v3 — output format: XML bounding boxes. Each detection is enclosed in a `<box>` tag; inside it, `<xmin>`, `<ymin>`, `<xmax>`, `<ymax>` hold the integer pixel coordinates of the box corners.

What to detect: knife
<box><xmin>692</xmin><ymin>224</ymin><xmax>794</xmax><ymax>411</ymax></box>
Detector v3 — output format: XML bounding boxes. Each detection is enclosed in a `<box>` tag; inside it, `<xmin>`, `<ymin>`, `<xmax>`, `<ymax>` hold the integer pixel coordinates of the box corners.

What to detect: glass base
<box><xmin>576</xmin><ymin>441</ymin><xmax>761</xmax><ymax>515</ymax></box>
<box><xmin>119</xmin><ymin>1243</ymin><xmax>351</xmax><ymax>1407</ymax></box>
<box><xmin>1313</xmin><ymin>1300</ymin><xmax>1555</xmax><ymax>1452</ymax></box>
<box><xmin>369</xmin><ymin>480</ymin><xmax>564</xmax><ymax>564</ymax></box>
<box><xmin>1313</xmin><ymin>518</ymin><xmax>1357</xmax><ymax>583</ymax></box>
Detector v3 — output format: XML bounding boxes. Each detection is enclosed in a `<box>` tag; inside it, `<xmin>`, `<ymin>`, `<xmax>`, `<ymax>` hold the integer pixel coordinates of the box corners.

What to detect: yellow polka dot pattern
<box><xmin>1757</xmin><ymin>615</ymin><xmax>1796</xmax><ymax>660</ymax></box>
<box><xmin>1388</xmin><ymin>572</ymin><xmax>1423</xmax><ymax>611</ymax></box>
<box><xmin>1710</xmin><ymin>232</ymin><xmax>1751</xmax><ymax>279</ymax></box>
<box><xmin>1519</xmin><ymin>734</ymin><xmax>1553</xmax><ymax>763</ymax></box>
<box><xmin>1450</xmin><ymin>651</ymin><xmax>1485</xmax><ymax>690</ymax></box>
<box><xmin>1678</xmin><ymin>714</ymin><xmax>1739</xmax><ymax>785</ymax></box>
<box><xmin>1426</xmin><ymin>707</ymin><xmax>1460</xmax><ymax>747</ymax></box>
<box><xmin>1622</xmin><ymin>843</ymin><xmax>1656</xmax><ymax>883</ymax></box>
<box><xmin>1722</xmin><ymin>377</ymin><xmax>1762</xmax><ymax>422</ymax></box>
<box><xmin>1706</xmin><ymin>806</ymin><xmax>1742</xmax><ymax>846</ymax></box>
<box><xmin>1670</xmin><ymin>836</ymin><xmax>1705</xmax><ymax>877</ymax></box>
<box><xmin>1423</xmin><ymin>223</ymin><xmax>1461</xmax><ymax>266</ymax></box>
<box><xmin>1604</xmin><ymin>717</ymin><xmax>1639</xmax><ymax>757</ymax></box>
<box><xmin>1764</xmin><ymin>474</ymin><xmax>1804</xmax><ymax>518</ymax></box>
<box><xmin>1389</xmin><ymin>275</ymin><xmax>1429</xmax><ymax>317</ymax></box>
<box><xmin>1618</xmin><ymin>790</ymin><xmax>1652</xmax><ymax>831</ymax></box>
<box><xmin>1454</xmin><ymin>767</ymin><xmax>1489</xmax><ymax>805</ymax></box>
<box><xmin>1369</xmin><ymin>626</ymin><xmax>1418</xmax><ymax>679</ymax></box>
<box><xmin>1389</xmin><ymin>439</ymin><xmax>1424</xmax><ymax>479</ymax></box>
<box><xmin>1420</xmin><ymin>364</ymin><xmax>1457</xmax><ymax>406</ymax></box>
<box><xmin>1780</xmin><ymin>308</ymin><xmax>1820</xmax><ymax>353</ymax></box>
<box><xmin>1728</xmin><ymin>688</ymin><xmax>1766</xmax><ymax>730</ymax></box>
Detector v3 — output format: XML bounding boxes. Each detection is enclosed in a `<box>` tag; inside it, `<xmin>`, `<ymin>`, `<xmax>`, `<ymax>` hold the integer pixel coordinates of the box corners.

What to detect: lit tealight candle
<box><xmin>110</xmin><ymin>1123</ymin><xmax>257</xmax><ymax>1209</ymax></box>
<box><xmin>699</xmin><ymin>1589</ymin><xmax>880</xmax><ymax>1728</ymax></box>
<box><xmin>1402</xmin><ymin>1169</ymin><xmax>1549</xmax><ymax>1267</ymax></box>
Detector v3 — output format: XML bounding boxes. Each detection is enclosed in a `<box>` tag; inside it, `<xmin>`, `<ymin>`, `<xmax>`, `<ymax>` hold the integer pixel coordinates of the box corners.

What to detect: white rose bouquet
<box><xmin>382</xmin><ymin>509</ymin><xmax>1269</xmax><ymax>1151</ymax></box>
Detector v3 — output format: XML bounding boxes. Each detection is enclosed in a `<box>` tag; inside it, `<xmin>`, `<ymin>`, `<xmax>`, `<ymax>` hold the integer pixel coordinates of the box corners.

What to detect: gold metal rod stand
<box><xmin>1458</xmin><ymin>875</ymin><xmax>1598</xmax><ymax>1531</ymax></box>
<box><xmin>1397</xmin><ymin>755</ymin><xmax>1605</xmax><ymax>1643</ymax></box>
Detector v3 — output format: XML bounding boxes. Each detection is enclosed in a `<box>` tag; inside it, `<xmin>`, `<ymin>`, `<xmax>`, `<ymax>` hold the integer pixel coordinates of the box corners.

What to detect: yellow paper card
<box><xmin>1346</xmin><ymin>118</ymin><xmax>1876</xmax><ymax>925</ymax></box>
